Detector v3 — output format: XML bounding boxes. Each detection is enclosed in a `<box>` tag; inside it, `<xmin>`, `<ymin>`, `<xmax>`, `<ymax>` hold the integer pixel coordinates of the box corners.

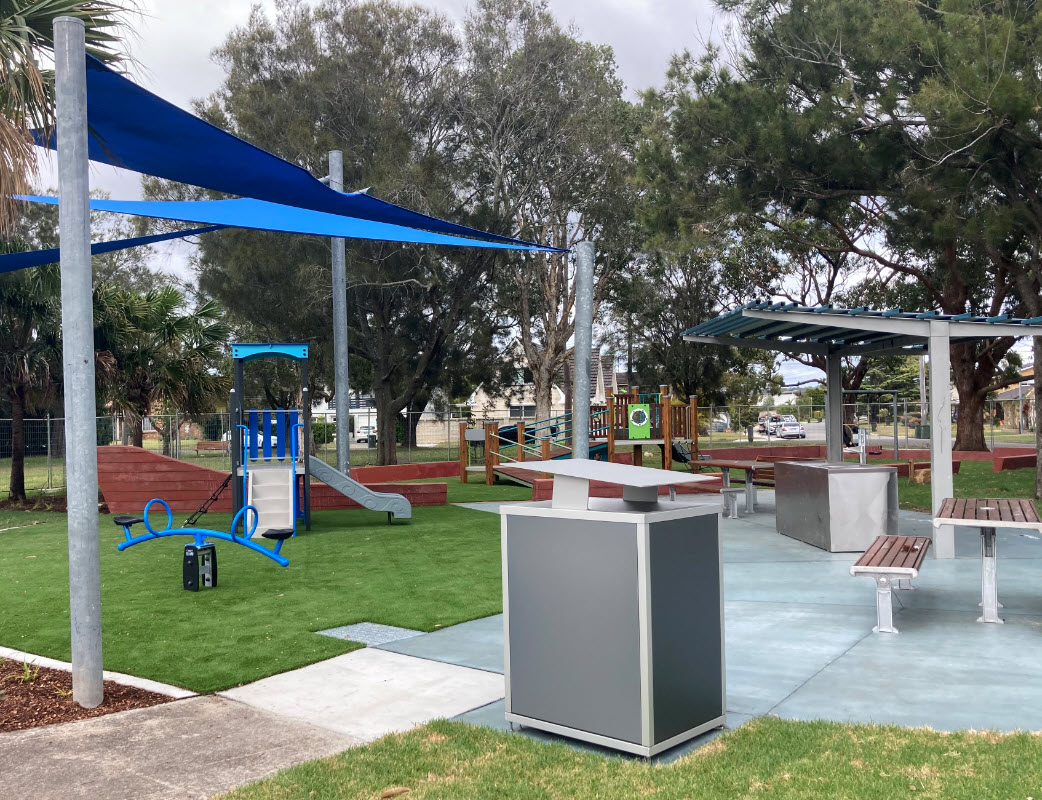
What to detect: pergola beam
<box><xmin>683</xmin><ymin>334</ymin><xmax>829</xmax><ymax>356</ymax></box>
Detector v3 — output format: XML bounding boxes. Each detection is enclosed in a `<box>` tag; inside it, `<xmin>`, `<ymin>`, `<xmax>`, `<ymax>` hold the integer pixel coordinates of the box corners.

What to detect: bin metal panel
<box><xmin>505</xmin><ymin>515</ymin><xmax>643</xmax><ymax>744</ymax></box>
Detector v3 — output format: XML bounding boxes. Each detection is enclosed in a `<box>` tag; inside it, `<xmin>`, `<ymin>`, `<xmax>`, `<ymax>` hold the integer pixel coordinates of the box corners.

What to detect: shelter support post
<box><xmin>56</xmin><ymin>16</ymin><xmax>103</xmax><ymax>709</ymax></box>
<box><xmin>929</xmin><ymin>322</ymin><xmax>955</xmax><ymax>558</ymax></box>
<box><xmin>459</xmin><ymin>422</ymin><xmax>468</xmax><ymax>484</ymax></box>
<box><xmin>825</xmin><ymin>353</ymin><xmax>844</xmax><ymax>463</ymax></box>
<box><xmin>572</xmin><ymin>241</ymin><xmax>594</xmax><ymax>459</ymax></box>
<box><xmin>329</xmin><ymin>150</ymin><xmax>351</xmax><ymax>475</ymax></box>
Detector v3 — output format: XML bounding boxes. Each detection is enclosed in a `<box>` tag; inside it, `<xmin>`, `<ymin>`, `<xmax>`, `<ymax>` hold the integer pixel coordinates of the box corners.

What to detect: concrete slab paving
<box><xmin>0</xmin><ymin>695</ymin><xmax>356</xmax><ymax>800</ymax></box>
<box><xmin>377</xmin><ymin>614</ymin><xmax>504</xmax><ymax>673</ymax></box>
<box><xmin>220</xmin><ymin>647</ymin><xmax>504</xmax><ymax>742</ymax></box>
<box><xmin>773</xmin><ymin>608</ymin><xmax>1042</xmax><ymax>730</ymax></box>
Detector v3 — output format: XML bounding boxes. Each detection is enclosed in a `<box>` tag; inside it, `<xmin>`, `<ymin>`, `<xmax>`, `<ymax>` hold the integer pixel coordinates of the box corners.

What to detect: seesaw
<box><xmin>114</xmin><ymin>498</ymin><xmax>292</xmax><ymax>591</ymax></box>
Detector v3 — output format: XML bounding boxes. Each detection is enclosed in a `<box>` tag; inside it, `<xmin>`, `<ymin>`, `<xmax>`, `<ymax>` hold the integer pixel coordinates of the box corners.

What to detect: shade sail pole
<box><xmin>56</xmin><ymin>16</ymin><xmax>104</xmax><ymax>708</ymax></box>
<box><xmin>825</xmin><ymin>353</ymin><xmax>844</xmax><ymax>463</ymax></box>
<box><xmin>572</xmin><ymin>241</ymin><xmax>595</xmax><ymax>459</ymax></box>
<box><xmin>929</xmin><ymin>320</ymin><xmax>955</xmax><ymax>558</ymax></box>
<box><xmin>329</xmin><ymin>150</ymin><xmax>350</xmax><ymax>474</ymax></box>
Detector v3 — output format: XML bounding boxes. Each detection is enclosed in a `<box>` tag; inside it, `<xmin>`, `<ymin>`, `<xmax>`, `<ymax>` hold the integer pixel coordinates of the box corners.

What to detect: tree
<box><xmin>101</xmin><ymin>286</ymin><xmax>229</xmax><ymax>450</ymax></box>
<box><xmin>460</xmin><ymin>0</ymin><xmax>640</xmax><ymax>419</ymax></box>
<box><xmin>638</xmin><ymin>0</ymin><xmax>1036</xmax><ymax>454</ymax></box>
<box><xmin>0</xmin><ymin>1</ymin><xmax>132</xmax><ymax>232</ymax></box>
<box><xmin>0</xmin><ymin>254</ymin><xmax>59</xmax><ymax>500</ymax></box>
<box><xmin>147</xmin><ymin>0</ymin><xmax>510</xmax><ymax>465</ymax></box>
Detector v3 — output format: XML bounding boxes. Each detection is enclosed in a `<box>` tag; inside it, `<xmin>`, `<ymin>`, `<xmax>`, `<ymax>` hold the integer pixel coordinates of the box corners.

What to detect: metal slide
<box><xmin>308</xmin><ymin>457</ymin><xmax>412</xmax><ymax>520</ymax></box>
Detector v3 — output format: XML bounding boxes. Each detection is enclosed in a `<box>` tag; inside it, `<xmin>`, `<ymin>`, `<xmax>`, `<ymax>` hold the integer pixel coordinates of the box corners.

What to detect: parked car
<box><xmin>356</xmin><ymin>425</ymin><xmax>377</xmax><ymax>443</ymax></box>
<box><xmin>778</xmin><ymin>420</ymin><xmax>805</xmax><ymax>439</ymax></box>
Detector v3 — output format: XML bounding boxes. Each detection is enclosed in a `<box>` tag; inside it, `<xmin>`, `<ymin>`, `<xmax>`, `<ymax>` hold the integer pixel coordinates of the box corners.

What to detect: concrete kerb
<box><xmin>0</xmin><ymin>645</ymin><xmax>195</xmax><ymax>699</ymax></box>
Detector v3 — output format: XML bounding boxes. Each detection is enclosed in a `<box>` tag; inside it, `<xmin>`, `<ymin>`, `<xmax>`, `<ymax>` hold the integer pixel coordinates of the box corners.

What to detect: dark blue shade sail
<box><xmin>33</xmin><ymin>55</ymin><xmax>558</xmax><ymax>252</ymax></box>
<box><xmin>16</xmin><ymin>195</ymin><xmax>550</xmax><ymax>250</ymax></box>
<box><xmin>0</xmin><ymin>224</ymin><xmax>224</xmax><ymax>274</ymax></box>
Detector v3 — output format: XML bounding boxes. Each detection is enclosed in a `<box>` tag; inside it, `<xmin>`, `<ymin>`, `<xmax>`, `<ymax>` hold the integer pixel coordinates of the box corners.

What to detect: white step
<box><xmin>246</xmin><ymin>467</ymin><xmax>294</xmax><ymax>537</ymax></box>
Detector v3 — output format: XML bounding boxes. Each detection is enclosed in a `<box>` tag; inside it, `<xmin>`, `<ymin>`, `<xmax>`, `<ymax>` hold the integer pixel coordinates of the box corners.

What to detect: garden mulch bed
<box><xmin>0</xmin><ymin>658</ymin><xmax>172</xmax><ymax>732</ymax></box>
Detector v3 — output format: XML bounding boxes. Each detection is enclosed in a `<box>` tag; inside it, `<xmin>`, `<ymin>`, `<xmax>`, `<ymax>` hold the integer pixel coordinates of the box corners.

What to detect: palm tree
<box><xmin>101</xmin><ymin>286</ymin><xmax>230</xmax><ymax>449</ymax></box>
<box><xmin>0</xmin><ymin>246</ymin><xmax>60</xmax><ymax>500</ymax></box>
<box><xmin>1</xmin><ymin>1</ymin><xmax>133</xmax><ymax>232</ymax></box>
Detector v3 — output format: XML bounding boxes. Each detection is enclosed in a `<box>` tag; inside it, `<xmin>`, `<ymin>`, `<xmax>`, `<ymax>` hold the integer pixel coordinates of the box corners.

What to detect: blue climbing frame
<box><xmin>115</xmin><ymin>498</ymin><xmax>290</xmax><ymax>567</ymax></box>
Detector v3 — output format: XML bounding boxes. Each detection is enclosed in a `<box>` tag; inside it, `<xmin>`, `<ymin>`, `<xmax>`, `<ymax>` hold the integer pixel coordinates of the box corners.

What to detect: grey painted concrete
<box><xmin>0</xmin><ymin>696</ymin><xmax>356</xmax><ymax>800</ymax></box>
<box><xmin>425</xmin><ymin>501</ymin><xmax>1042</xmax><ymax>747</ymax></box>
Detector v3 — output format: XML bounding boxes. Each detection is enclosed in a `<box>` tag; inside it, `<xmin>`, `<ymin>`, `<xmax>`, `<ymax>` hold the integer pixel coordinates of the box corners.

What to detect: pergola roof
<box><xmin>683</xmin><ymin>302</ymin><xmax>1042</xmax><ymax>357</ymax></box>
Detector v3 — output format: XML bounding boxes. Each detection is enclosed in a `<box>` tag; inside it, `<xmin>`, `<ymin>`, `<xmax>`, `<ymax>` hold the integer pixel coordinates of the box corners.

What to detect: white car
<box><xmin>356</xmin><ymin>425</ymin><xmax>377</xmax><ymax>443</ymax></box>
<box><xmin>778</xmin><ymin>420</ymin><xmax>805</xmax><ymax>439</ymax></box>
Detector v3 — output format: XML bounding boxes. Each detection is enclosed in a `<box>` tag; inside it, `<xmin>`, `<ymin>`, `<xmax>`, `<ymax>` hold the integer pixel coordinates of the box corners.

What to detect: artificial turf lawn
<box><xmin>0</xmin><ymin>478</ymin><xmax>528</xmax><ymax>693</ymax></box>
<box><xmin>218</xmin><ymin>716</ymin><xmax>1042</xmax><ymax>800</ymax></box>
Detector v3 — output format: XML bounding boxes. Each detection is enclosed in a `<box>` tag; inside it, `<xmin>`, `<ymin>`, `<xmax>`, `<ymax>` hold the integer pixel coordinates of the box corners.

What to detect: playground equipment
<box><xmin>461</xmin><ymin>386</ymin><xmax>702</xmax><ymax>485</ymax></box>
<box><xmin>114</xmin><ymin>498</ymin><xmax>291</xmax><ymax>591</ymax></box>
<box><xmin>227</xmin><ymin>342</ymin><xmax>412</xmax><ymax>528</ymax></box>
<box><xmin>229</xmin><ymin>343</ymin><xmax>312</xmax><ymax>534</ymax></box>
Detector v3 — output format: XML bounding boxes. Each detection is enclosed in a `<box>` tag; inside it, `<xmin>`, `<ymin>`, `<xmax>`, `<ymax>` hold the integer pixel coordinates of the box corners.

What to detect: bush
<box><xmin>311</xmin><ymin>418</ymin><xmax>337</xmax><ymax>446</ymax></box>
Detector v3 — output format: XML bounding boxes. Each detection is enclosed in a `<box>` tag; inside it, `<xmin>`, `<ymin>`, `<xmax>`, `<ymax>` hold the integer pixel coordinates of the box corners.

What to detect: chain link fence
<box><xmin>0</xmin><ymin>401</ymin><xmax>1034</xmax><ymax>497</ymax></box>
<box><xmin>0</xmin><ymin>411</ymin><xmax>471</xmax><ymax>497</ymax></box>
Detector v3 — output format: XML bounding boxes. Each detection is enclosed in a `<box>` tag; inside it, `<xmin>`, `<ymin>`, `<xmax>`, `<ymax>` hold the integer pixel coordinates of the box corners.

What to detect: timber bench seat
<box><xmin>850</xmin><ymin>535</ymin><xmax>931</xmax><ymax>634</ymax></box>
<box><xmin>194</xmin><ymin>440</ymin><xmax>230</xmax><ymax>455</ymax></box>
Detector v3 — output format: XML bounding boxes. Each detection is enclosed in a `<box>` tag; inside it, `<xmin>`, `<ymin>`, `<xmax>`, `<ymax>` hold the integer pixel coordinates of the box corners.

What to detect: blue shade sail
<box><xmin>32</xmin><ymin>55</ymin><xmax>558</xmax><ymax>251</ymax></box>
<box><xmin>0</xmin><ymin>224</ymin><xmax>224</xmax><ymax>274</ymax></box>
<box><xmin>16</xmin><ymin>195</ymin><xmax>551</xmax><ymax>251</ymax></box>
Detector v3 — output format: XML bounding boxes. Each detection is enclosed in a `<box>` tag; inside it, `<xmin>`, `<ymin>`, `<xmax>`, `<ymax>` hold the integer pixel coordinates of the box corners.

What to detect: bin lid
<box><xmin>504</xmin><ymin>459</ymin><xmax>717</xmax><ymax>488</ymax></box>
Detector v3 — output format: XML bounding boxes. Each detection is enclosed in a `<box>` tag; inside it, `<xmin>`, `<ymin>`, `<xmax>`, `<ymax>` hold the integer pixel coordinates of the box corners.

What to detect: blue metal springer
<box><xmin>116</xmin><ymin>498</ymin><xmax>290</xmax><ymax>567</ymax></box>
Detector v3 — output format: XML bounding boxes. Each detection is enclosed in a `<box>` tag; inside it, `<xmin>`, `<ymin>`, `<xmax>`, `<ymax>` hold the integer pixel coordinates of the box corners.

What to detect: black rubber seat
<box><xmin>113</xmin><ymin>516</ymin><xmax>145</xmax><ymax>527</ymax></box>
<box><xmin>261</xmin><ymin>528</ymin><xmax>295</xmax><ymax>541</ymax></box>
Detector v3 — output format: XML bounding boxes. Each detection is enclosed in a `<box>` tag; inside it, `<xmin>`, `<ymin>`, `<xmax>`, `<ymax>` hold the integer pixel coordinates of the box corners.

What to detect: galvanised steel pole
<box><xmin>55</xmin><ymin>16</ymin><xmax>104</xmax><ymax>708</ymax></box>
<box><xmin>329</xmin><ymin>150</ymin><xmax>350</xmax><ymax>474</ymax></box>
<box><xmin>572</xmin><ymin>242</ymin><xmax>595</xmax><ymax>459</ymax></box>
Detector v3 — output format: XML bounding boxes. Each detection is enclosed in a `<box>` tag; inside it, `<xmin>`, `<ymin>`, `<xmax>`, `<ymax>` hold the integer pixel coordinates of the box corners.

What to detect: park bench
<box><xmin>850</xmin><ymin>535</ymin><xmax>931</xmax><ymax>634</ymax></box>
<box><xmin>194</xmin><ymin>440</ymin><xmax>229</xmax><ymax>455</ymax></box>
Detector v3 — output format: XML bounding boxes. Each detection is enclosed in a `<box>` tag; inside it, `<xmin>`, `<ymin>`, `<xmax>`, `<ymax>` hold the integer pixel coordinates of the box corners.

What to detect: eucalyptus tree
<box><xmin>459</xmin><ymin>0</ymin><xmax>640</xmax><ymax>419</ymax></box>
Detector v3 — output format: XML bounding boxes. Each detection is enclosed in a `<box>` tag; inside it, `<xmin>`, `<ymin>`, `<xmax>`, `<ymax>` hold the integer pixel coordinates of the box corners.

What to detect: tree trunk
<box><xmin>9</xmin><ymin>386</ymin><xmax>26</xmax><ymax>502</ymax></box>
<box><xmin>951</xmin><ymin>341</ymin><xmax>999</xmax><ymax>452</ymax></box>
<box><xmin>530</xmin><ymin>361</ymin><xmax>556</xmax><ymax>421</ymax></box>
<box><xmin>373</xmin><ymin>385</ymin><xmax>399</xmax><ymax>466</ymax></box>
<box><xmin>132</xmin><ymin>415</ymin><xmax>144</xmax><ymax>448</ymax></box>
<box><xmin>1035</xmin><ymin>337</ymin><xmax>1042</xmax><ymax>500</ymax></box>
<box><xmin>953</xmin><ymin>384</ymin><xmax>988</xmax><ymax>451</ymax></box>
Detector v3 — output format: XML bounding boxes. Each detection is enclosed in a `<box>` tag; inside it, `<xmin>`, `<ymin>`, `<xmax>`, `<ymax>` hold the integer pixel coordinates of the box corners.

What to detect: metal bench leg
<box><xmin>873</xmin><ymin>576</ymin><xmax>898</xmax><ymax>634</ymax></box>
<box><xmin>723</xmin><ymin>492</ymin><xmax>738</xmax><ymax>519</ymax></box>
<box><xmin>744</xmin><ymin>470</ymin><xmax>756</xmax><ymax>513</ymax></box>
<box><xmin>895</xmin><ymin>578</ymin><xmax>915</xmax><ymax>591</ymax></box>
<box><xmin>978</xmin><ymin>527</ymin><xmax>1003</xmax><ymax>624</ymax></box>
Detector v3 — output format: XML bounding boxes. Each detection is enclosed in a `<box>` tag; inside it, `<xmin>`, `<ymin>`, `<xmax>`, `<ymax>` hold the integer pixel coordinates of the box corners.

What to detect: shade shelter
<box><xmin>683</xmin><ymin>302</ymin><xmax>1042</xmax><ymax>559</ymax></box>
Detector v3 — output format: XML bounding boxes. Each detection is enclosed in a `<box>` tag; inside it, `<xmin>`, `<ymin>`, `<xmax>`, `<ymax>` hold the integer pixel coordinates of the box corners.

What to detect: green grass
<box><xmin>218</xmin><ymin>716</ymin><xmax>1042</xmax><ymax>800</ymax></box>
<box><xmin>0</xmin><ymin>478</ymin><xmax>519</xmax><ymax>693</ymax></box>
<box><xmin>897</xmin><ymin>460</ymin><xmax>1042</xmax><ymax>514</ymax></box>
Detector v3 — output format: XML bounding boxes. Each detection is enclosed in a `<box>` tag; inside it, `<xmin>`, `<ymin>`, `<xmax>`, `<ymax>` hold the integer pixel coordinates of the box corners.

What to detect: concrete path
<box><xmin>0</xmin><ymin>695</ymin><xmax>356</xmax><ymax>800</ymax></box>
<box><xmin>220</xmin><ymin>648</ymin><xmax>504</xmax><ymax>742</ymax></box>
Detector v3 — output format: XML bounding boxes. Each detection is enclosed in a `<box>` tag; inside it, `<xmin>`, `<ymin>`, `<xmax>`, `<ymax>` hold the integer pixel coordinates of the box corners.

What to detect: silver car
<box><xmin>778</xmin><ymin>420</ymin><xmax>805</xmax><ymax>439</ymax></box>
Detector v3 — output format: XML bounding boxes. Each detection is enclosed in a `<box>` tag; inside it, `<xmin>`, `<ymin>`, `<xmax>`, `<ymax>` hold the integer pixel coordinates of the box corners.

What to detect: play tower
<box><xmin>229</xmin><ymin>343</ymin><xmax>312</xmax><ymax>533</ymax></box>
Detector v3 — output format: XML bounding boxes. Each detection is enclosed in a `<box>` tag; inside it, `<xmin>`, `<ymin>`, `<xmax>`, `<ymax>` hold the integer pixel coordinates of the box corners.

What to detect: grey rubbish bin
<box><xmin>498</xmin><ymin>460</ymin><xmax>726</xmax><ymax>757</ymax></box>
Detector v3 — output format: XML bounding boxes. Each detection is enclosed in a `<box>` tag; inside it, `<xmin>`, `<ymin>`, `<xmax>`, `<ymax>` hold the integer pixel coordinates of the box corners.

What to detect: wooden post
<box><xmin>484</xmin><ymin>422</ymin><xmax>494</xmax><ymax>486</ymax></box>
<box><xmin>459</xmin><ymin>422</ymin><xmax>468</xmax><ymax>484</ymax></box>
<box><xmin>631</xmin><ymin>385</ymin><xmax>639</xmax><ymax>401</ymax></box>
<box><xmin>661</xmin><ymin>385</ymin><xmax>672</xmax><ymax>471</ymax></box>
<box><xmin>690</xmin><ymin>395</ymin><xmax>699</xmax><ymax>460</ymax></box>
<box><xmin>606</xmin><ymin>388</ymin><xmax>616</xmax><ymax>463</ymax></box>
<box><xmin>633</xmin><ymin>443</ymin><xmax>643</xmax><ymax>467</ymax></box>
<box><xmin>517</xmin><ymin>420</ymin><xmax>526</xmax><ymax>462</ymax></box>
<box><xmin>541</xmin><ymin>437</ymin><xmax>551</xmax><ymax>462</ymax></box>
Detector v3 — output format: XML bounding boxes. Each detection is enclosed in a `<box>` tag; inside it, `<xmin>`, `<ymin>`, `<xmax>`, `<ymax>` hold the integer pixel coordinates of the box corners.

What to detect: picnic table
<box><xmin>933</xmin><ymin>498</ymin><xmax>1042</xmax><ymax>624</ymax></box>
<box><xmin>700</xmin><ymin>459</ymin><xmax>775</xmax><ymax>513</ymax></box>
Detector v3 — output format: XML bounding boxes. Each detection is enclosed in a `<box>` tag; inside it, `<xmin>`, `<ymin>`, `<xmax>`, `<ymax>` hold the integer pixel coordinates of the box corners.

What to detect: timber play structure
<box><xmin>462</xmin><ymin>385</ymin><xmax>700</xmax><ymax>487</ymax></box>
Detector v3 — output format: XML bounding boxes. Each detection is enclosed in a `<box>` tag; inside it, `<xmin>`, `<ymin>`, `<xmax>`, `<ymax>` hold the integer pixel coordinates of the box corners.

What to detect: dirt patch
<box><xmin>0</xmin><ymin>658</ymin><xmax>171</xmax><ymax>732</ymax></box>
